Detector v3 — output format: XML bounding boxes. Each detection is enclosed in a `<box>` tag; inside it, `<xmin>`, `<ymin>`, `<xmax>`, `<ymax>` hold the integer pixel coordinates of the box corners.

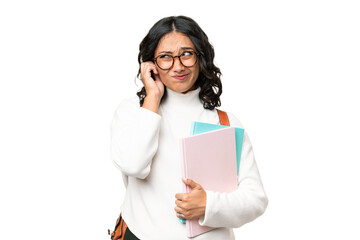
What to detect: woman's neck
<box><xmin>160</xmin><ymin>87</ymin><xmax>202</xmax><ymax>109</ymax></box>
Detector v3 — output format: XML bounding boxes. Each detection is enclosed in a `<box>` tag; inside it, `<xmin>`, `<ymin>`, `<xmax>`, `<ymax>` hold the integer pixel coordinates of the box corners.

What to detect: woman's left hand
<box><xmin>175</xmin><ymin>178</ymin><xmax>206</xmax><ymax>220</ymax></box>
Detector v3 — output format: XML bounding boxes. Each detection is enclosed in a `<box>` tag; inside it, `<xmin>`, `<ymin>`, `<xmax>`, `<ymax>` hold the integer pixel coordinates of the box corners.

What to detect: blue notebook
<box><xmin>190</xmin><ymin>121</ymin><xmax>244</xmax><ymax>175</ymax></box>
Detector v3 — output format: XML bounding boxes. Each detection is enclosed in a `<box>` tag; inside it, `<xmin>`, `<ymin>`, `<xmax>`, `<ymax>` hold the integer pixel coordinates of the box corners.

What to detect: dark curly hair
<box><xmin>136</xmin><ymin>16</ymin><xmax>222</xmax><ymax>110</ymax></box>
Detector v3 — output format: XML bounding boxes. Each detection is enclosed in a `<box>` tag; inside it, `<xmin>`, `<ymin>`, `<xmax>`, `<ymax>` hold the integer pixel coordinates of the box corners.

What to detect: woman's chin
<box><xmin>166</xmin><ymin>83</ymin><xmax>196</xmax><ymax>94</ymax></box>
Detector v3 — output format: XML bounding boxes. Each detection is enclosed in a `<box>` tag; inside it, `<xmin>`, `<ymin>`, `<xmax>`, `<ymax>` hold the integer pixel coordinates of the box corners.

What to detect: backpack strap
<box><xmin>108</xmin><ymin>213</ymin><xmax>128</xmax><ymax>240</ymax></box>
<box><xmin>217</xmin><ymin>109</ymin><xmax>230</xmax><ymax>126</ymax></box>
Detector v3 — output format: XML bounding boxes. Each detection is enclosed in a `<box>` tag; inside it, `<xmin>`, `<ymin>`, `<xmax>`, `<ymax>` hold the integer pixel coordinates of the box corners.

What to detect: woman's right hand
<box><xmin>140</xmin><ymin>61</ymin><xmax>164</xmax><ymax>113</ymax></box>
<box><xmin>141</xmin><ymin>61</ymin><xmax>164</xmax><ymax>100</ymax></box>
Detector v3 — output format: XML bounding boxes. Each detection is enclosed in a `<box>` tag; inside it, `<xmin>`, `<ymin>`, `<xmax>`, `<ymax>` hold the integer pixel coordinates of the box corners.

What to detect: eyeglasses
<box><xmin>153</xmin><ymin>51</ymin><xmax>199</xmax><ymax>70</ymax></box>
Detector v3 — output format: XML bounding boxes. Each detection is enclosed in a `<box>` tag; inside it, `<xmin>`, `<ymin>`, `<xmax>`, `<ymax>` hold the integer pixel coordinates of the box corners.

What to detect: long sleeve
<box><xmin>199</xmin><ymin>112</ymin><xmax>268</xmax><ymax>228</ymax></box>
<box><xmin>110</xmin><ymin>97</ymin><xmax>161</xmax><ymax>179</ymax></box>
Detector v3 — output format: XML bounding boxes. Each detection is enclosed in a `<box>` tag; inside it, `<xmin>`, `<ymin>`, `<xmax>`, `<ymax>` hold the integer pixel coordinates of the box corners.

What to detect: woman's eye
<box><xmin>181</xmin><ymin>51</ymin><xmax>194</xmax><ymax>56</ymax></box>
<box><xmin>159</xmin><ymin>55</ymin><xmax>172</xmax><ymax>59</ymax></box>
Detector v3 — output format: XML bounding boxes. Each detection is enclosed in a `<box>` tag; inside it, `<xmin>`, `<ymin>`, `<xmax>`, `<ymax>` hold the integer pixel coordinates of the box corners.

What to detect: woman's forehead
<box><xmin>155</xmin><ymin>32</ymin><xmax>196</xmax><ymax>55</ymax></box>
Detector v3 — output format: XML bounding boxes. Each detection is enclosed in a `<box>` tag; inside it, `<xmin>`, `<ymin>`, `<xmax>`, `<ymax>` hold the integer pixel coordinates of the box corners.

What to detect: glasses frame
<box><xmin>153</xmin><ymin>51</ymin><xmax>200</xmax><ymax>70</ymax></box>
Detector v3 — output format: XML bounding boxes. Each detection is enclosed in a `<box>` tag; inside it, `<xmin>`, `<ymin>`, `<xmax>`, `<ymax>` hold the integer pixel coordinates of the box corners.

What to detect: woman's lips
<box><xmin>172</xmin><ymin>74</ymin><xmax>189</xmax><ymax>80</ymax></box>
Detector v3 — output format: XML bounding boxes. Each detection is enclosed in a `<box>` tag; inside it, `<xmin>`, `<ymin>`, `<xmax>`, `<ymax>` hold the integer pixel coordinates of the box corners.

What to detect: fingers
<box><xmin>174</xmin><ymin>202</ymin><xmax>201</xmax><ymax>220</ymax></box>
<box><xmin>182</xmin><ymin>178</ymin><xmax>200</xmax><ymax>189</ymax></box>
<box><xmin>175</xmin><ymin>192</ymin><xmax>186</xmax><ymax>201</ymax></box>
<box><xmin>140</xmin><ymin>62</ymin><xmax>158</xmax><ymax>83</ymax></box>
<box><xmin>175</xmin><ymin>199</ymin><xmax>186</xmax><ymax>208</ymax></box>
<box><xmin>174</xmin><ymin>205</ymin><xmax>191</xmax><ymax>220</ymax></box>
<box><xmin>174</xmin><ymin>198</ymin><xmax>188</xmax><ymax>217</ymax></box>
<box><xmin>175</xmin><ymin>206</ymin><xmax>184</xmax><ymax>214</ymax></box>
<box><xmin>140</xmin><ymin>61</ymin><xmax>164</xmax><ymax>99</ymax></box>
<box><xmin>174</xmin><ymin>196</ymin><xmax>193</xmax><ymax>220</ymax></box>
<box><xmin>174</xmin><ymin>179</ymin><xmax>207</xmax><ymax>220</ymax></box>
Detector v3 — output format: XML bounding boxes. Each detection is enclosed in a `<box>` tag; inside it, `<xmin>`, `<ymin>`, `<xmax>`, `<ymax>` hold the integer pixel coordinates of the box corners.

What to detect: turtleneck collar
<box><xmin>160</xmin><ymin>87</ymin><xmax>202</xmax><ymax>110</ymax></box>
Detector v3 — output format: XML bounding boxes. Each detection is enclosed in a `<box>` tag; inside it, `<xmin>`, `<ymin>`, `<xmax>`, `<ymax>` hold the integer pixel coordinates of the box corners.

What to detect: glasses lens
<box><xmin>180</xmin><ymin>52</ymin><xmax>197</xmax><ymax>67</ymax></box>
<box><xmin>156</xmin><ymin>55</ymin><xmax>173</xmax><ymax>70</ymax></box>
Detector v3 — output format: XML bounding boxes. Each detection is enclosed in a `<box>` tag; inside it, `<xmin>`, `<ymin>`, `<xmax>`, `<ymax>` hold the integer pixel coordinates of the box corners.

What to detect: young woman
<box><xmin>111</xmin><ymin>15</ymin><xmax>268</xmax><ymax>240</ymax></box>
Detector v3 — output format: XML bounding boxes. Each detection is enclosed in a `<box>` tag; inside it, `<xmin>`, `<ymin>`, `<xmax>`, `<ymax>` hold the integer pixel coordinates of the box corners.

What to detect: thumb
<box><xmin>182</xmin><ymin>178</ymin><xmax>200</xmax><ymax>189</ymax></box>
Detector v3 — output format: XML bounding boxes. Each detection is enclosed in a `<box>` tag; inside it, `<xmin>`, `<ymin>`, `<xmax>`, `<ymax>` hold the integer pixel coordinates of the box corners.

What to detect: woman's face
<box><xmin>154</xmin><ymin>32</ymin><xmax>200</xmax><ymax>94</ymax></box>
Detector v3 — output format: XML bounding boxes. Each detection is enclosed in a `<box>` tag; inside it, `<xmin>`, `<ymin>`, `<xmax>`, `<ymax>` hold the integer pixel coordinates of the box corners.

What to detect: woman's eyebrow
<box><xmin>157</xmin><ymin>47</ymin><xmax>195</xmax><ymax>55</ymax></box>
<box><xmin>157</xmin><ymin>51</ymin><xmax>173</xmax><ymax>55</ymax></box>
<box><xmin>181</xmin><ymin>47</ymin><xmax>195</xmax><ymax>50</ymax></box>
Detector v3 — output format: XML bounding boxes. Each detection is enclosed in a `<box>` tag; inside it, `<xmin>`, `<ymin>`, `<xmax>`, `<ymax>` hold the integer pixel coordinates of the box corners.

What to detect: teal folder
<box><xmin>190</xmin><ymin>121</ymin><xmax>244</xmax><ymax>175</ymax></box>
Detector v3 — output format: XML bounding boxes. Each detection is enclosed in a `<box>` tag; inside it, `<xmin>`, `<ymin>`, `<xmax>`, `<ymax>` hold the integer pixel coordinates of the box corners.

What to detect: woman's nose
<box><xmin>172</xmin><ymin>56</ymin><xmax>185</xmax><ymax>71</ymax></box>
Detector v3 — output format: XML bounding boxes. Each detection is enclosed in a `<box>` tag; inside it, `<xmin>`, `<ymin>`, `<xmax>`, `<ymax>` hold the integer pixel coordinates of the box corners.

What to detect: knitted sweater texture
<box><xmin>111</xmin><ymin>88</ymin><xmax>268</xmax><ymax>240</ymax></box>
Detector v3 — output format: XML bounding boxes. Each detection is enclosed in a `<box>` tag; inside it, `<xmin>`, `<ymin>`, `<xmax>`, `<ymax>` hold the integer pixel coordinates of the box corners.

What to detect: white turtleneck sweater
<box><xmin>110</xmin><ymin>88</ymin><xmax>268</xmax><ymax>240</ymax></box>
